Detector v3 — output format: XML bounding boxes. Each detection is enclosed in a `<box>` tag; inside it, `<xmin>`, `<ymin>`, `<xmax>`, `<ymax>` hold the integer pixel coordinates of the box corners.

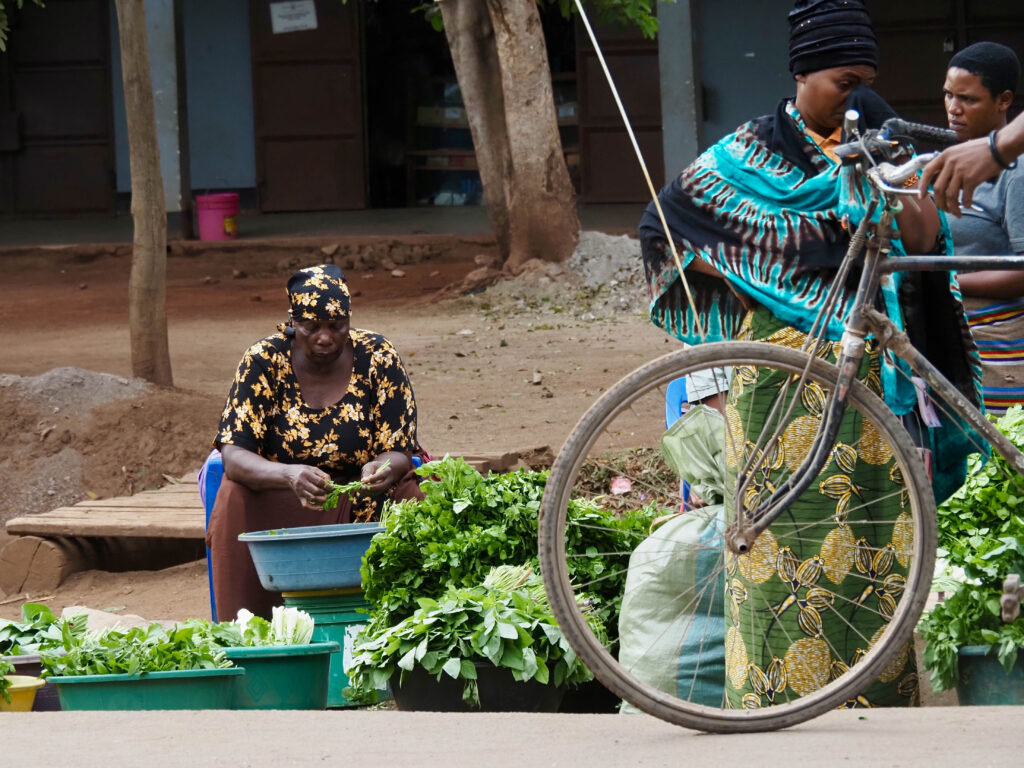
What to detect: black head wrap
<box><xmin>788</xmin><ymin>0</ymin><xmax>878</xmax><ymax>76</ymax></box>
<box><xmin>948</xmin><ymin>42</ymin><xmax>1020</xmax><ymax>98</ymax></box>
<box><xmin>286</xmin><ymin>264</ymin><xmax>350</xmax><ymax>321</ymax></box>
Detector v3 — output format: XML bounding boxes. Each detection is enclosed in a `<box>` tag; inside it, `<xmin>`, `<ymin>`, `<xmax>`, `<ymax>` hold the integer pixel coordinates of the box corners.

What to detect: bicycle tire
<box><xmin>539</xmin><ymin>341</ymin><xmax>935</xmax><ymax>733</ymax></box>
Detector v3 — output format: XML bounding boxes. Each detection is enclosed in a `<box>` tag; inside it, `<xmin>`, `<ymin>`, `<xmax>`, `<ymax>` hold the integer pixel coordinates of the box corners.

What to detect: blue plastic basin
<box><xmin>239</xmin><ymin>522</ymin><xmax>383</xmax><ymax>592</ymax></box>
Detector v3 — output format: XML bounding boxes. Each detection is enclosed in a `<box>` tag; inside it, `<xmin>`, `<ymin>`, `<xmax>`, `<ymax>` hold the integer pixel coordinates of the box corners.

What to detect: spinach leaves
<box><xmin>0</xmin><ymin>602</ymin><xmax>85</xmax><ymax>655</ymax></box>
<box><xmin>346</xmin><ymin>565</ymin><xmax>600</xmax><ymax>706</ymax></box>
<box><xmin>349</xmin><ymin>457</ymin><xmax>655</xmax><ymax>702</ymax></box>
<box><xmin>919</xmin><ymin>405</ymin><xmax>1024</xmax><ymax>691</ymax></box>
<box><xmin>360</xmin><ymin>456</ymin><xmax>654</xmax><ymax>634</ymax></box>
<box><xmin>41</xmin><ymin>622</ymin><xmax>232</xmax><ymax>677</ymax></box>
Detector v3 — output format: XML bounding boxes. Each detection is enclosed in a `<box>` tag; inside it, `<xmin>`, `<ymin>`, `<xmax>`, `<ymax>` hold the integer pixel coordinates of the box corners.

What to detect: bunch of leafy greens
<box><xmin>0</xmin><ymin>658</ymin><xmax>13</xmax><ymax>704</ymax></box>
<box><xmin>935</xmin><ymin>405</ymin><xmax>1024</xmax><ymax>582</ymax></box>
<box><xmin>183</xmin><ymin>606</ymin><xmax>316</xmax><ymax>648</ymax></box>
<box><xmin>0</xmin><ymin>602</ymin><xmax>86</xmax><ymax>655</ymax></box>
<box><xmin>346</xmin><ymin>564</ymin><xmax>602</xmax><ymax>707</ymax></box>
<box><xmin>918</xmin><ymin>583</ymin><xmax>1024</xmax><ymax>692</ymax></box>
<box><xmin>919</xmin><ymin>405</ymin><xmax>1024</xmax><ymax>692</ymax></box>
<box><xmin>360</xmin><ymin>456</ymin><xmax>655</xmax><ymax>639</ymax></box>
<box><xmin>323</xmin><ymin>460</ymin><xmax>389</xmax><ymax>511</ymax></box>
<box><xmin>41</xmin><ymin>622</ymin><xmax>233</xmax><ymax>677</ymax></box>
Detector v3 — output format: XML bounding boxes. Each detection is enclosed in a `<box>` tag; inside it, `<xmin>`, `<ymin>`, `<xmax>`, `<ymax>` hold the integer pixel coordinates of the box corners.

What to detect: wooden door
<box><xmin>250</xmin><ymin>0</ymin><xmax>365</xmax><ymax>212</ymax></box>
<box><xmin>0</xmin><ymin>0</ymin><xmax>114</xmax><ymax>215</ymax></box>
<box><xmin>575</xmin><ymin>22</ymin><xmax>662</xmax><ymax>204</ymax></box>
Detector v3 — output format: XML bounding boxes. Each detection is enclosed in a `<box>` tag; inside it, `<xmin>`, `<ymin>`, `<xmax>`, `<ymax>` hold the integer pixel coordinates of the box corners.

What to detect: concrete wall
<box><xmin>695</xmin><ymin>0</ymin><xmax>792</xmax><ymax>146</ymax></box>
<box><xmin>657</xmin><ymin>0</ymin><xmax>792</xmax><ymax>176</ymax></box>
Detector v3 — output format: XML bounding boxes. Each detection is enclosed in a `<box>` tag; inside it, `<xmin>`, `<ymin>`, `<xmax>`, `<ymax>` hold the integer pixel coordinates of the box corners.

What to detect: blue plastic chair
<box><xmin>665</xmin><ymin>377</ymin><xmax>691</xmax><ymax>506</ymax></box>
<box><xmin>198</xmin><ymin>450</ymin><xmax>223</xmax><ymax>621</ymax></box>
<box><xmin>665</xmin><ymin>377</ymin><xmax>689</xmax><ymax>429</ymax></box>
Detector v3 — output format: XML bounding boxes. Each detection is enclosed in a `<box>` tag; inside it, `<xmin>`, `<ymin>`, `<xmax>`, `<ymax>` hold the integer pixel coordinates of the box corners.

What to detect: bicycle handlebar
<box><xmin>832</xmin><ymin>112</ymin><xmax>959</xmax><ymax>197</ymax></box>
<box><xmin>869</xmin><ymin>152</ymin><xmax>940</xmax><ymax>192</ymax></box>
<box><xmin>877</xmin><ymin>118</ymin><xmax>959</xmax><ymax>147</ymax></box>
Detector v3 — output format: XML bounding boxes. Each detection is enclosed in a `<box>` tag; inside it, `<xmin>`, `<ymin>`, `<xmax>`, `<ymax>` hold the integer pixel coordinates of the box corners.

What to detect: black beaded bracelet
<box><xmin>989</xmin><ymin>129</ymin><xmax>1019</xmax><ymax>170</ymax></box>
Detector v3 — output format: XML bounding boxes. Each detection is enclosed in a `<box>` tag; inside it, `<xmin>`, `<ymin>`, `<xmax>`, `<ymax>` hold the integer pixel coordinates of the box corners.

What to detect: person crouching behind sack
<box><xmin>206</xmin><ymin>264</ymin><xmax>426</xmax><ymax>619</ymax></box>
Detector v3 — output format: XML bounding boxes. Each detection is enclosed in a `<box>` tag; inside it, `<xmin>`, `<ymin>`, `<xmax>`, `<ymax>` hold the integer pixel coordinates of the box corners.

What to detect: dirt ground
<box><xmin>0</xmin><ymin>233</ymin><xmax>673</xmax><ymax>621</ymax></box>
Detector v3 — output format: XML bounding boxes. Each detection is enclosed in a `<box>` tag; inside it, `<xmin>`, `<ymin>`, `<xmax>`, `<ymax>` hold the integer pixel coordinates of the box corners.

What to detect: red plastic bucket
<box><xmin>195</xmin><ymin>192</ymin><xmax>239</xmax><ymax>241</ymax></box>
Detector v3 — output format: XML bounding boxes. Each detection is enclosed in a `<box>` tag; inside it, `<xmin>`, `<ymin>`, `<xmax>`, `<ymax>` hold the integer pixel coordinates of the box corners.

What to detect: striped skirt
<box><xmin>963</xmin><ymin>296</ymin><xmax>1024</xmax><ymax>415</ymax></box>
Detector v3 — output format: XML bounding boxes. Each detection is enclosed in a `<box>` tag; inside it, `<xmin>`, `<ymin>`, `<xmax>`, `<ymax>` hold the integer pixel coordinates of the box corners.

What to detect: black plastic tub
<box><xmin>393</xmin><ymin>662</ymin><xmax>565</xmax><ymax>712</ymax></box>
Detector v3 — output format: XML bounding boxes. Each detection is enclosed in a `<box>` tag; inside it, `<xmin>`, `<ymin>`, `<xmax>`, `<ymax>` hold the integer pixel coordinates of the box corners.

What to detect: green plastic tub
<box><xmin>283</xmin><ymin>590</ymin><xmax>387</xmax><ymax>707</ymax></box>
<box><xmin>224</xmin><ymin>642</ymin><xmax>340</xmax><ymax>709</ymax></box>
<box><xmin>956</xmin><ymin>646</ymin><xmax>1024</xmax><ymax>705</ymax></box>
<box><xmin>49</xmin><ymin>667</ymin><xmax>244</xmax><ymax>710</ymax></box>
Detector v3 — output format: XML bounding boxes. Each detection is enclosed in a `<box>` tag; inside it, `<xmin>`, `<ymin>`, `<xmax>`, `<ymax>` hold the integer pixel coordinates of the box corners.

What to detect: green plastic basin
<box><xmin>223</xmin><ymin>642</ymin><xmax>339</xmax><ymax>709</ymax></box>
<box><xmin>49</xmin><ymin>667</ymin><xmax>244</xmax><ymax>710</ymax></box>
<box><xmin>957</xmin><ymin>645</ymin><xmax>1024</xmax><ymax>706</ymax></box>
<box><xmin>282</xmin><ymin>591</ymin><xmax>387</xmax><ymax>707</ymax></box>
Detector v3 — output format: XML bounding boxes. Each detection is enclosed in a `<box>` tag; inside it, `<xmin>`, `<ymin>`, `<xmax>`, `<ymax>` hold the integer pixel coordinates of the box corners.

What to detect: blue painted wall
<box><xmin>111</xmin><ymin>0</ymin><xmax>255</xmax><ymax>209</ymax></box>
<box><xmin>110</xmin><ymin>0</ymin><xmax>183</xmax><ymax>210</ymax></box>
<box><xmin>182</xmin><ymin>0</ymin><xmax>255</xmax><ymax>192</ymax></box>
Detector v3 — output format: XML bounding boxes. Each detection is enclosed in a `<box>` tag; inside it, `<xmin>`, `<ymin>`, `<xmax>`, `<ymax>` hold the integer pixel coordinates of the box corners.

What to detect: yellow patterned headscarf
<box><xmin>286</xmin><ymin>264</ymin><xmax>350</xmax><ymax>321</ymax></box>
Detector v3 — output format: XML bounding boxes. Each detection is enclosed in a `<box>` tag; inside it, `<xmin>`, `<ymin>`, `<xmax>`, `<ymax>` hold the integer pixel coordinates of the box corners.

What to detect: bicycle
<box><xmin>537</xmin><ymin>115</ymin><xmax>1024</xmax><ymax>733</ymax></box>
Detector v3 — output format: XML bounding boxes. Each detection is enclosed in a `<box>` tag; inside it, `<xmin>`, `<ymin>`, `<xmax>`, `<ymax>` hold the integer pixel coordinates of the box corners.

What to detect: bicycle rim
<box><xmin>539</xmin><ymin>341</ymin><xmax>935</xmax><ymax>732</ymax></box>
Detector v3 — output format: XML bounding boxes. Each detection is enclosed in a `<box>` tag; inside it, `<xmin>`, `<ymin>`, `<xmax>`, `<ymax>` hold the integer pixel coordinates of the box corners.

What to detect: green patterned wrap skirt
<box><xmin>722</xmin><ymin>307</ymin><xmax>918</xmax><ymax>709</ymax></box>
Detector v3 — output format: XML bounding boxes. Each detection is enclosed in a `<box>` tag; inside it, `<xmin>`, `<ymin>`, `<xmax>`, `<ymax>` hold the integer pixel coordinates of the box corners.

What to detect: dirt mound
<box><xmin>470</xmin><ymin>231</ymin><xmax>647</xmax><ymax>319</ymax></box>
<box><xmin>0</xmin><ymin>368</ymin><xmax>221</xmax><ymax>525</ymax></box>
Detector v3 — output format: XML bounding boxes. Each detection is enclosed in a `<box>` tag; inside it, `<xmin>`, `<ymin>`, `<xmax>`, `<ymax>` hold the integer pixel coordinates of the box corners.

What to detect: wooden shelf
<box><xmin>407</xmin><ymin>148</ymin><xmax>479</xmax><ymax>171</ymax></box>
<box><xmin>406</xmin><ymin>74</ymin><xmax>578</xmax><ymax>205</ymax></box>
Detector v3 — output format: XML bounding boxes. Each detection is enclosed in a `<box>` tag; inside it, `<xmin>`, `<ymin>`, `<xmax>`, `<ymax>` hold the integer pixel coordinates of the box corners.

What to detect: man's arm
<box><xmin>920</xmin><ymin>113</ymin><xmax>1024</xmax><ymax>215</ymax></box>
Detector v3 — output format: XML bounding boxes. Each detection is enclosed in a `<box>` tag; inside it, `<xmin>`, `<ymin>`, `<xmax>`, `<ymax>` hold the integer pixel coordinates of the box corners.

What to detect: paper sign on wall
<box><xmin>270</xmin><ymin>1</ymin><xmax>318</xmax><ymax>34</ymax></box>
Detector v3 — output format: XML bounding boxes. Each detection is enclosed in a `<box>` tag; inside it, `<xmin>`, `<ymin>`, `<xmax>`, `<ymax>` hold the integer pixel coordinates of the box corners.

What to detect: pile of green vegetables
<box><xmin>185</xmin><ymin>606</ymin><xmax>315</xmax><ymax>649</ymax></box>
<box><xmin>0</xmin><ymin>602</ymin><xmax>86</xmax><ymax>656</ymax></box>
<box><xmin>42</xmin><ymin>622</ymin><xmax>233</xmax><ymax>677</ymax></box>
<box><xmin>347</xmin><ymin>564</ymin><xmax>600</xmax><ymax>707</ymax></box>
<box><xmin>919</xmin><ymin>405</ymin><xmax>1024</xmax><ymax>692</ymax></box>
<box><xmin>36</xmin><ymin>606</ymin><xmax>316</xmax><ymax>678</ymax></box>
<box><xmin>347</xmin><ymin>456</ymin><xmax>656</xmax><ymax>704</ymax></box>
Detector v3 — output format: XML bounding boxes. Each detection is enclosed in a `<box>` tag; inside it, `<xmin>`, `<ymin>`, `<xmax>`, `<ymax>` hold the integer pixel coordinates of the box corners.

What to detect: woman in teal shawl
<box><xmin>639</xmin><ymin>0</ymin><xmax>980</xmax><ymax>709</ymax></box>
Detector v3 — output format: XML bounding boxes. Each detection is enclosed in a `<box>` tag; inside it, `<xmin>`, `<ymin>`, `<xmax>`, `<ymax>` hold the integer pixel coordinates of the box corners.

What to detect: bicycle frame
<box><xmin>736</xmin><ymin>170</ymin><xmax>1024</xmax><ymax>547</ymax></box>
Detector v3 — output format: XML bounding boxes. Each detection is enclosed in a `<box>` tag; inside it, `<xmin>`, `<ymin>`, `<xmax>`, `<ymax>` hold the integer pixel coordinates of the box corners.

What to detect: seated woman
<box><xmin>638</xmin><ymin>0</ymin><xmax>979</xmax><ymax>708</ymax></box>
<box><xmin>207</xmin><ymin>264</ymin><xmax>425</xmax><ymax>619</ymax></box>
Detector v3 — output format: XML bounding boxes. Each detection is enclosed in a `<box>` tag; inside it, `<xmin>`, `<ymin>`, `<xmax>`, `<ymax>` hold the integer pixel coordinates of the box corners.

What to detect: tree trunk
<box><xmin>439</xmin><ymin>0</ymin><xmax>512</xmax><ymax>261</ymax></box>
<box><xmin>485</xmin><ymin>0</ymin><xmax>579</xmax><ymax>272</ymax></box>
<box><xmin>114</xmin><ymin>0</ymin><xmax>173</xmax><ymax>386</ymax></box>
<box><xmin>440</xmin><ymin>0</ymin><xmax>580</xmax><ymax>272</ymax></box>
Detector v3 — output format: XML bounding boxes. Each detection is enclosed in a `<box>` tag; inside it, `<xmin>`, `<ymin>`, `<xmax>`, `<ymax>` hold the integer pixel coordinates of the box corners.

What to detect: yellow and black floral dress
<box><xmin>216</xmin><ymin>328</ymin><xmax>418</xmax><ymax>522</ymax></box>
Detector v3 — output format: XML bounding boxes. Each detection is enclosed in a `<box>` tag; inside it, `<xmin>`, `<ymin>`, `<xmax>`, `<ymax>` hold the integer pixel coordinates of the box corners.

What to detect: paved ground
<box><xmin>0</xmin><ymin>203</ymin><xmax>641</xmax><ymax>246</ymax></box>
<box><xmin>4</xmin><ymin>707</ymin><xmax>1021</xmax><ymax>767</ymax></box>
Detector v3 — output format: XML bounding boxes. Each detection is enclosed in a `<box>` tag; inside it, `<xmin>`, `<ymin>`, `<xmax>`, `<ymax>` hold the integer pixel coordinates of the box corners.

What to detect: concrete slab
<box><xmin>0</xmin><ymin>204</ymin><xmax>643</xmax><ymax>248</ymax></box>
<box><xmin>3</xmin><ymin>707</ymin><xmax>1020</xmax><ymax>767</ymax></box>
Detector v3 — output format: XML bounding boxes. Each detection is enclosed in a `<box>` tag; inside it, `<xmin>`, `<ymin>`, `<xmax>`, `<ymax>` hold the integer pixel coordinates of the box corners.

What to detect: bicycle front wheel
<box><xmin>539</xmin><ymin>341</ymin><xmax>935</xmax><ymax>733</ymax></box>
